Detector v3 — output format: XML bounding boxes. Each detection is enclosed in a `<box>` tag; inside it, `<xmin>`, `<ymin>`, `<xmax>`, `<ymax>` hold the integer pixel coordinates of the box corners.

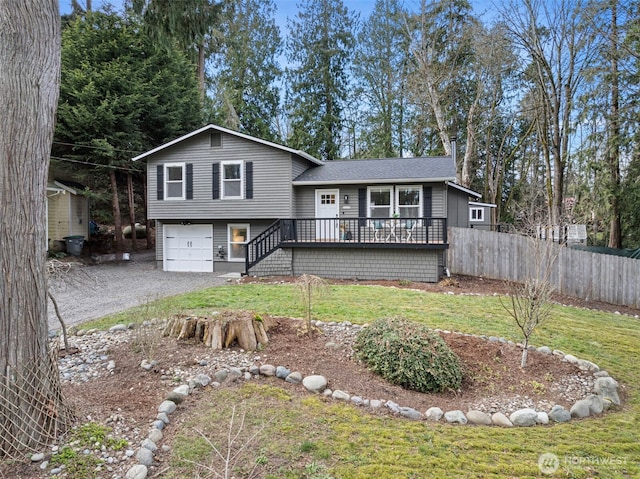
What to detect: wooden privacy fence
<box><xmin>448</xmin><ymin>227</ymin><xmax>640</xmax><ymax>309</ymax></box>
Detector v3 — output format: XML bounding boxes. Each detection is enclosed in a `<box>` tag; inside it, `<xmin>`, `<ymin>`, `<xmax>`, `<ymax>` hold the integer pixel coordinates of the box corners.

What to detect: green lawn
<box><xmin>95</xmin><ymin>282</ymin><xmax>640</xmax><ymax>478</ymax></box>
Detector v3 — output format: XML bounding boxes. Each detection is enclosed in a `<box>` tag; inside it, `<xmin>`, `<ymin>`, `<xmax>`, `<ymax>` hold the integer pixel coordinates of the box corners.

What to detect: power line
<box><xmin>52</xmin><ymin>141</ymin><xmax>143</xmax><ymax>154</ymax></box>
<box><xmin>50</xmin><ymin>156</ymin><xmax>142</xmax><ymax>172</ymax></box>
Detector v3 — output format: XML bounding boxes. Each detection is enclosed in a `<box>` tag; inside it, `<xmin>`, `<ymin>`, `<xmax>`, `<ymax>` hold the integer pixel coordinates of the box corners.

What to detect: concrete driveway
<box><xmin>47</xmin><ymin>251</ymin><xmax>231</xmax><ymax>331</ymax></box>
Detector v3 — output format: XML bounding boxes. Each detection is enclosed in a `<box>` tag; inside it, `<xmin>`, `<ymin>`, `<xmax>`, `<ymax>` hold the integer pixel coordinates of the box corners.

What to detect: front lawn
<box><xmin>105</xmin><ymin>283</ymin><xmax>640</xmax><ymax>478</ymax></box>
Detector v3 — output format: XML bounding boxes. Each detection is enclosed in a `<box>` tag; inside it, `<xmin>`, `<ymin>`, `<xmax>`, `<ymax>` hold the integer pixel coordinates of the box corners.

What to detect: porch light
<box><xmin>343</xmin><ymin>194</ymin><xmax>349</xmax><ymax>204</ymax></box>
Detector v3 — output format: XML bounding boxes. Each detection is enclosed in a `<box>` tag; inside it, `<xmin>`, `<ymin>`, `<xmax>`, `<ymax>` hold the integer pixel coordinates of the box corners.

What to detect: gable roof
<box><xmin>292</xmin><ymin>156</ymin><xmax>456</xmax><ymax>185</ymax></box>
<box><xmin>131</xmin><ymin>124</ymin><xmax>324</xmax><ymax>165</ymax></box>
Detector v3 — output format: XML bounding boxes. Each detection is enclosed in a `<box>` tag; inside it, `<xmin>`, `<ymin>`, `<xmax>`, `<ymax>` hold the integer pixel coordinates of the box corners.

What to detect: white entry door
<box><xmin>163</xmin><ymin>224</ymin><xmax>214</xmax><ymax>272</ymax></box>
<box><xmin>315</xmin><ymin>189</ymin><xmax>340</xmax><ymax>240</ymax></box>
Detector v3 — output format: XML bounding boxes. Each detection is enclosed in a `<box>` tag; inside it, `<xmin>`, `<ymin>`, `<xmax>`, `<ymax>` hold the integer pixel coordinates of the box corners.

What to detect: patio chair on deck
<box><xmin>370</xmin><ymin>219</ymin><xmax>385</xmax><ymax>241</ymax></box>
<box><xmin>403</xmin><ymin>219</ymin><xmax>417</xmax><ymax>241</ymax></box>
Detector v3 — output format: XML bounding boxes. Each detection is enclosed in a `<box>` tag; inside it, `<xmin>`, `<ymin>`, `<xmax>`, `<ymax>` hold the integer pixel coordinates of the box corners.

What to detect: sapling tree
<box><xmin>502</xmin><ymin>236</ymin><xmax>559</xmax><ymax>368</ymax></box>
<box><xmin>295</xmin><ymin>274</ymin><xmax>329</xmax><ymax>335</ymax></box>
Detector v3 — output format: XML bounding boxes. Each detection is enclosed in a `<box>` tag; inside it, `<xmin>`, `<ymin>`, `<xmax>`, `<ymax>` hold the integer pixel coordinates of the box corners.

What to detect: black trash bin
<box><xmin>63</xmin><ymin>235</ymin><xmax>85</xmax><ymax>256</ymax></box>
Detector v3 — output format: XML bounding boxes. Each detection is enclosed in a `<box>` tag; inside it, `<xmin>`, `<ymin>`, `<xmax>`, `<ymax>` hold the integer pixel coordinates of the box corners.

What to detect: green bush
<box><xmin>354</xmin><ymin>317</ymin><xmax>463</xmax><ymax>393</ymax></box>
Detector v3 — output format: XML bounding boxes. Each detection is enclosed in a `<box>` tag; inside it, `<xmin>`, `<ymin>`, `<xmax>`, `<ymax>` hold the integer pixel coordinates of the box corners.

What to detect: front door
<box><xmin>315</xmin><ymin>189</ymin><xmax>339</xmax><ymax>240</ymax></box>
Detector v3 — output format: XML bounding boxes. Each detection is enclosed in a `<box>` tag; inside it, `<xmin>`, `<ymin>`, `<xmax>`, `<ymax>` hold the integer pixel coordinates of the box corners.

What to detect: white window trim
<box><xmin>227</xmin><ymin>223</ymin><xmax>250</xmax><ymax>262</ymax></box>
<box><xmin>470</xmin><ymin>207</ymin><xmax>484</xmax><ymax>222</ymax></box>
<box><xmin>221</xmin><ymin>160</ymin><xmax>244</xmax><ymax>199</ymax></box>
<box><xmin>395</xmin><ymin>185</ymin><xmax>423</xmax><ymax>218</ymax></box>
<box><xmin>164</xmin><ymin>162</ymin><xmax>185</xmax><ymax>200</ymax></box>
<box><xmin>367</xmin><ymin>186</ymin><xmax>392</xmax><ymax>218</ymax></box>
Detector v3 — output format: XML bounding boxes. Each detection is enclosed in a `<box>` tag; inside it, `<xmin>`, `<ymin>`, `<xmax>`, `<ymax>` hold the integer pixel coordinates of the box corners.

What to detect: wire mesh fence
<box><xmin>0</xmin><ymin>348</ymin><xmax>75</xmax><ymax>459</ymax></box>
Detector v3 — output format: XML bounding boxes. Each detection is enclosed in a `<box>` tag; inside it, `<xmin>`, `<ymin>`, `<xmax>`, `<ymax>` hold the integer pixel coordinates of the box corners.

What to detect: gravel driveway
<box><xmin>47</xmin><ymin>252</ymin><xmax>230</xmax><ymax>330</ymax></box>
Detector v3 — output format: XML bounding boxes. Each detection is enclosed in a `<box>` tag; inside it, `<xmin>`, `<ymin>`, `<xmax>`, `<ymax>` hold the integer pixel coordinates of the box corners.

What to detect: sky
<box><xmin>59</xmin><ymin>0</ymin><xmax>377</xmax><ymax>26</ymax></box>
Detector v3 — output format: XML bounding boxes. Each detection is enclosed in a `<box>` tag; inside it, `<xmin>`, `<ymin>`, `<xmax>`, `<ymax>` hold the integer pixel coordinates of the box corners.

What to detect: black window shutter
<box><xmin>212</xmin><ymin>162</ymin><xmax>220</xmax><ymax>200</ymax></box>
<box><xmin>156</xmin><ymin>165</ymin><xmax>164</xmax><ymax>200</ymax></box>
<box><xmin>358</xmin><ymin>188</ymin><xmax>367</xmax><ymax>226</ymax></box>
<box><xmin>245</xmin><ymin>161</ymin><xmax>253</xmax><ymax>199</ymax></box>
<box><xmin>424</xmin><ymin>186</ymin><xmax>432</xmax><ymax>225</ymax></box>
<box><xmin>186</xmin><ymin>163</ymin><xmax>193</xmax><ymax>200</ymax></box>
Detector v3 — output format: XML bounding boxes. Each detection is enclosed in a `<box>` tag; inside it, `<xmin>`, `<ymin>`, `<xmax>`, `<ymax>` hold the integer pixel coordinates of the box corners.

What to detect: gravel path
<box><xmin>47</xmin><ymin>252</ymin><xmax>230</xmax><ymax>330</ymax></box>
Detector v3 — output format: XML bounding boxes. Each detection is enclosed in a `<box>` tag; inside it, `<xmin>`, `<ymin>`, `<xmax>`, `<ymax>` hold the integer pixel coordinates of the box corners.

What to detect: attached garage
<box><xmin>163</xmin><ymin>224</ymin><xmax>214</xmax><ymax>272</ymax></box>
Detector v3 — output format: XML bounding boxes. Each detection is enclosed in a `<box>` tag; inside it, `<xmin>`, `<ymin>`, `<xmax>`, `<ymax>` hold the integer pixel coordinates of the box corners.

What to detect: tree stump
<box><xmin>162</xmin><ymin>311</ymin><xmax>273</xmax><ymax>351</ymax></box>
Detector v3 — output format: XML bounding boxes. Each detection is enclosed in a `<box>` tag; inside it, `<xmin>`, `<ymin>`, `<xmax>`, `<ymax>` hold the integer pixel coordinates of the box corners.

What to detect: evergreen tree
<box><xmin>285</xmin><ymin>0</ymin><xmax>356</xmax><ymax>160</ymax></box>
<box><xmin>209</xmin><ymin>0</ymin><xmax>283</xmax><ymax>142</ymax></box>
<box><xmin>353</xmin><ymin>0</ymin><xmax>409</xmax><ymax>158</ymax></box>
<box><xmin>54</xmin><ymin>9</ymin><xmax>203</xmax><ymax>247</ymax></box>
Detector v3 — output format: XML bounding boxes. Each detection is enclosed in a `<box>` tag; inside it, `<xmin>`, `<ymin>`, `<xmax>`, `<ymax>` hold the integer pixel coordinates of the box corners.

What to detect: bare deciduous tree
<box><xmin>295</xmin><ymin>274</ymin><xmax>329</xmax><ymax>335</ymax></box>
<box><xmin>501</xmin><ymin>211</ymin><xmax>561</xmax><ymax>368</ymax></box>
<box><xmin>501</xmin><ymin>0</ymin><xmax>597</xmax><ymax>225</ymax></box>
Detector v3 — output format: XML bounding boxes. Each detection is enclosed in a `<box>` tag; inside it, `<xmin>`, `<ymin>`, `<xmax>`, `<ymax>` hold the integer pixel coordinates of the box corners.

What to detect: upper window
<box><xmin>368</xmin><ymin>187</ymin><xmax>392</xmax><ymax>218</ymax></box>
<box><xmin>396</xmin><ymin>186</ymin><xmax>422</xmax><ymax>218</ymax></box>
<box><xmin>164</xmin><ymin>163</ymin><xmax>185</xmax><ymax>200</ymax></box>
<box><xmin>222</xmin><ymin>161</ymin><xmax>243</xmax><ymax>199</ymax></box>
<box><xmin>470</xmin><ymin>207</ymin><xmax>484</xmax><ymax>222</ymax></box>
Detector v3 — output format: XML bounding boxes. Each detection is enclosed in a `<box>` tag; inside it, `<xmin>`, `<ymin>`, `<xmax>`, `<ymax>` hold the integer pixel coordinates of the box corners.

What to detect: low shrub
<box><xmin>354</xmin><ymin>317</ymin><xmax>463</xmax><ymax>393</ymax></box>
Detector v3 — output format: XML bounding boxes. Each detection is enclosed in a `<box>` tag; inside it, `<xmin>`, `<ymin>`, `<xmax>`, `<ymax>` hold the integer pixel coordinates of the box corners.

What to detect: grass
<box><xmin>82</xmin><ymin>282</ymin><xmax>640</xmax><ymax>478</ymax></box>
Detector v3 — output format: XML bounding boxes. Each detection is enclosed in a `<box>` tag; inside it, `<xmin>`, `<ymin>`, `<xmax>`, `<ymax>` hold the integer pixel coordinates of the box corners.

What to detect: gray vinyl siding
<box><xmin>147</xmin><ymin>131</ymin><xmax>298</xmax><ymax>220</ymax></box>
<box><xmin>293</xmin><ymin>183</ymin><xmax>446</xmax><ymax>218</ymax></box>
<box><xmin>155</xmin><ymin>219</ymin><xmax>276</xmax><ymax>268</ymax></box>
<box><xmin>446</xmin><ymin>188</ymin><xmax>470</xmax><ymax>228</ymax></box>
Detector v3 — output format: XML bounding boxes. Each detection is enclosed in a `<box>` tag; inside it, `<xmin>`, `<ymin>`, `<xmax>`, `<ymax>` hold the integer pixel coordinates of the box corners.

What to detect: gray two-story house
<box><xmin>133</xmin><ymin>124</ymin><xmax>482</xmax><ymax>282</ymax></box>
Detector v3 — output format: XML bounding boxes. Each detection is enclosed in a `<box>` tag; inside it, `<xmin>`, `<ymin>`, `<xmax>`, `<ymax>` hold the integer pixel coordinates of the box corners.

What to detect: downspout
<box><xmin>444</xmin><ymin>137</ymin><xmax>457</xmax><ymax>279</ymax></box>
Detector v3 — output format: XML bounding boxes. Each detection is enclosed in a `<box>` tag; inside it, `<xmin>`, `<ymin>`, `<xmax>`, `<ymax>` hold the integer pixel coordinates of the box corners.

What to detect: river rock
<box><xmin>275</xmin><ymin>366</ymin><xmax>291</xmax><ymax>379</ymax></box>
<box><xmin>126</xmin><ymin>465</ymin><xmax>148</xmax><ymax>479</ymax></box>
<box><xmin>466</xmin><ymin>410</ymin><xmax>492</xmax><ymax>425</ymax></box>
<box><xmin>509</xmin><ymin>408</ymin><xmax>538</xmax><ymax>426</ymax></box>
<box><xmin>424</xmin><ymin>407</ymin><xmax>444</xmax><ymax>421</ymax></box>
<box><xmin>158</xmin><ymin>400</ymin><xmax>176</xmax><ymax>415</ymax></box>
<box><xmin>444</xmin><ymin>410</ymin><xmax>467</xmax><ymax>424</ymax></box>
<box><xmin>425</xmin><ymin>407</ymin><xmax>443</xmax><ymax>421</ymax></box>
<box><xmin>136</xmin><ymin>448</ymin><xmax>154</xmax><ymax>466</ymax></box>
<box><xmin>570</xmin><ymin>399</ymin><xmax>591</xmax><ymax>418</ymax></box>
<box><xmin>491</xmin><ymin>412</ymin><xmax>513</xmax><ymax>427</ymax></box>
<box><xmin>302</xmin><ymin>375</ymin><xmax>327</xmax><ymax>393</ymax></box>
<box><xmin>332</xmin><ymin>390</ymin><xmax>350</xmax><ymax>401</ymax></box>
<box><xmin>285</xmin><ymin>371</ymin><xmax>302</xmax><ymax>384</ymax></box>
<box><xmin>585</xmin><ymin>394</ymin><xmax>604</xmax><ymax>414</ymax></box>
<box><xmin>536</xmin><ymin>412</ymin><xmax>549</xmax><ymax>425</ymax></box>
<box><xmin>399</xmin><ymin>407</ymin><xmax>422</xmax><ymax>420</ymax></box>
<box><xmin>594</xmin><ymin>377</ymin><xmax>620</xmax><ymax>405</ymax></box>
<box><xmin>259</xmin><ymin>364</ymin><xmax>276</xmax><ymax>376</ymax></box>
<box><xmin>549</xmin><ymin>405</ymin><xmax>571</xmax><ymax>422</ymax></box>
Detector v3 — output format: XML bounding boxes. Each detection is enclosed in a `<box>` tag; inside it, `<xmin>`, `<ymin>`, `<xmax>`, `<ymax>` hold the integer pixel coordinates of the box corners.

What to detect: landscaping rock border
<box><xmin>34</xmin><ymin>319</ymin><xmax>621</xmax><ymax>479</ymax></box>
<box><xmin>120</xmin><ymin>320</ymin><xmax>621</xmax><ymax>478</ymax></box>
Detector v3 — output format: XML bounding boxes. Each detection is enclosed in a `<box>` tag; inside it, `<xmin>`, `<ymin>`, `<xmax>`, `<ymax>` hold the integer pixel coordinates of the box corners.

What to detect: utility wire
<box><xmin>50</xmin><ymin>156</ymin><xmax>142</xmax><ymax>172</ymax></box>
<box><xmin>52</xmin><ymin>141</ymin><xmax>143</xmax><ymax>154</ymax></box>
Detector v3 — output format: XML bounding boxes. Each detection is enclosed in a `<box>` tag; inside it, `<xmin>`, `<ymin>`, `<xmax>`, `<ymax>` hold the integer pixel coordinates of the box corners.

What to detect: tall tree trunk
<box><xmin>607</xmin><ymin>0</ymin><xmax>622</xmax><ymax>248</ymax></box>
<box><xmin>0</xmin><ymin>0</ymin><xmax>73</xmax><ymax>456</ymax></box>
<box><xmin>110</xmin><ymin>170</ymin><xmax>123</xmax><ymax>253</ymax></box>
<box><xmin>198</xmin><ymin>42</ymin><xmax>206</xmax><ymax>99</ymax></box>
<box><xmin>142</xmin><ymin>173</ymin><xmax>152</xmax><ymax>250</ymax></box>
<box><xmin>127</xmin><ymin>172</ymin><xmax>137</xmax><ymax>252</ymax></box>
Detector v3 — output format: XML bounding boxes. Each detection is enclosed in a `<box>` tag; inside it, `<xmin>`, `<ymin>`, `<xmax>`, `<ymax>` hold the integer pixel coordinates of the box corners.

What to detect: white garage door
<box><xmin>163</xmin><ymin>224</ymin><xmax>214</xmax><ymax>272</ymax></box>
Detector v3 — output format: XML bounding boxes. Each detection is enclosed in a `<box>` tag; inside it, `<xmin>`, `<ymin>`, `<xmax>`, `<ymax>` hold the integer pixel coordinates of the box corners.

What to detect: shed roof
<box><xmin>292</xmin><ymin>156</ymin><xmax>456</xmax><ymax>185</ymax></box>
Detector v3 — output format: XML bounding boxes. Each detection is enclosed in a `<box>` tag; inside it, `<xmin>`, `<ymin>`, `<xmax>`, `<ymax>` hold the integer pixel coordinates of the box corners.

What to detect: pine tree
<box><xmin>285</xmin><ymin>0</ymin><xmax>356</xmax><ymax>160</ymax></box>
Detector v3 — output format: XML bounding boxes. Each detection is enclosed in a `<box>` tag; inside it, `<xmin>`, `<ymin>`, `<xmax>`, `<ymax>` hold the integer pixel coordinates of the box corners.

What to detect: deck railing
<box><xmin>280</xmin><ymin>217</ymin><xmax>447</xmax><ymax>245</ymax></box>
<box><xmin>245</xmin><ymin>217</ymin><xmax>447</xmax><ymax>273</ymax></box>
